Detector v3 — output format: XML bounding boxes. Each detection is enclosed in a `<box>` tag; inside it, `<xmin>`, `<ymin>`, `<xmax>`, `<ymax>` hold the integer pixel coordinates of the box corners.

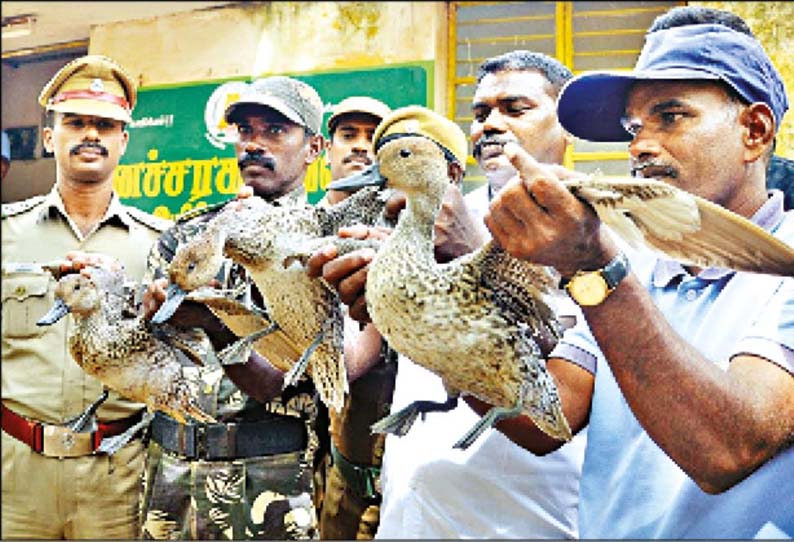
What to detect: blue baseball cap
<box><xmin>557</xmin><ymin>23</ymin><xmax>789</xmax><ymax>142</ymax></box>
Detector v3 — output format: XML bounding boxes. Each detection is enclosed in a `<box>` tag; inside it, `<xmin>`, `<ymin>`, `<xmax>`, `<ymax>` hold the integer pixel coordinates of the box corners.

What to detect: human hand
<box><xmin>306</xmin><ymin>225</ymin><xmax>391</xmax><ymax>323</ymax></box>
<box><xmin>484</xmin><ymin>142</ymin><xmax>615</xmax><ymax>277</ymax></box>
<box><xmin>236</xmin><ymin>185</ymin><xmax>254</xmax><ymax>199</ymax></box>
<box><xmin>64</xmin><ymin>250</ymin><xmax>124</xmax><ymax>273</ymax></box>
<box><xmin>142</xmin><ymin>278</ymin><xmax>168</xmax><ymax>320</ymax></box>
<box><xmin>434</xmin><ymin>185</ymin><xmax>486</xmax><ymax>263</ymax></box>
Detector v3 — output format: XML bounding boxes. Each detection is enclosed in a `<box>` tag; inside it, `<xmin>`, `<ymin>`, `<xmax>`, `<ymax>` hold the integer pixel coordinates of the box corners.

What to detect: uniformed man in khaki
<box><xmin>1</xmin><ymin>55</ymin><xmax>171</xmax><ymax>539</ymax></box>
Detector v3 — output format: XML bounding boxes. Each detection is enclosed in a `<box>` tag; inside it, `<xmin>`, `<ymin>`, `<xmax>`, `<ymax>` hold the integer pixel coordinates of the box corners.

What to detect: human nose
<box><xmin>627</xmin><ymin>125</ymin><xmax>661</xmax><ymax>163</ymax></box>
<box><xmin>83</xmin><ymin>122</ymin><xmax>100</xmax><ymax>141</ymax></box>
<box><xmin>482</xmin><ymin>108</ymin><xmax>507</xmax><ymax>134</ymax></box>
<box><xmin>243</xmin><ymin>139</ymin><xmax>266</xmax><ymax>154</ymax></box>
<box><xmin>350</xmin><ymin>135</ymin><xmax>371</xmax><ymax>153</ymax></box>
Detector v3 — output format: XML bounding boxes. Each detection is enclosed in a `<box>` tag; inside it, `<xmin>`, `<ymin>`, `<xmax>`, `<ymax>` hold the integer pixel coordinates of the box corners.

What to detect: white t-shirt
<box><xmin>375</xmin><ymin>183</ymin><xmax>586</xmax><ymax>539</ymax></box>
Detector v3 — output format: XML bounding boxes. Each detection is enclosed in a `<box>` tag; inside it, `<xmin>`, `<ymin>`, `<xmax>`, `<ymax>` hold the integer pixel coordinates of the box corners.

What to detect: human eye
<box><xmin>658</xmin><ymin>110</ymin><xmax>687</xmax><ymax>126</ymax></box>
<box><xmin>65</xmin><ymin>117</ymin><xmax>84</xmax><ymax>128</ymax></box>
<box><xmin>505</xmin><ymin>102</ymin><xmax>532</xmax><ymax>116</ymax></box>
<box><xmin>472</xmin><ymin>108</ymin><xmax>488</xmax><ymax>123</ymax></box>
<box><xmin>267</xmin><ymin>124</ymin><xmax>286</xmax><ymax>135</ymax></box>
<box><xmin>96</xmin><ymin>119</ymin><xmax>116</xmax><ymax>130</ymax></box>
<box><xmin>236</xmin><ymin>124</ymin><xmax>253</xmax><ymax>137</ymax></box>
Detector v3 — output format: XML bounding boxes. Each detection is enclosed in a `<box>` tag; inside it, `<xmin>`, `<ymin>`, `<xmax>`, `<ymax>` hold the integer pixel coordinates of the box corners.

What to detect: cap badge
<box><xmin>90</xmin><ymin>78</ymin><xmax>104</xmax><ymax>92</ymax></box>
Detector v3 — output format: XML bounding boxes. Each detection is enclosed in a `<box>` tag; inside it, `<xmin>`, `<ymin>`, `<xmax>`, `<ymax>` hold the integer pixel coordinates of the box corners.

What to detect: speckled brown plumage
<box><xmin>364</xmin><ymin>136</ymin><xmax>572</xmax><ymax>446</ymax></box>
<box><xmin>39</xmin><ymin>268</ymin><xmax>216</xmax><ymax>425</ymax></box>
<box><xmin>164</xmin><ymin>187</ymin><xmax>389</xmax><ymax>413</ymax></box>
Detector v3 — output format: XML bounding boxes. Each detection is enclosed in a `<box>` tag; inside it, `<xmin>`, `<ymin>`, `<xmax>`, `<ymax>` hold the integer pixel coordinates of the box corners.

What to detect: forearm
<box><xmin>223</xmin><ymin>351</ymin><xmax>285</xmax><ymax>403</ymax></box>
<box><xmin>586</xmin><ymin>275</ymin><xmax>794</xmax><ymax>492</ymax></box>
<box><xmin>344</xmin><ymin>322</ymin><xmax>385</xmax><ymax>382</ymax></box>
<box><xmin>464</xmin><ymin>358</ymin><xmax>595</xmax><ymax>455</ymax></box>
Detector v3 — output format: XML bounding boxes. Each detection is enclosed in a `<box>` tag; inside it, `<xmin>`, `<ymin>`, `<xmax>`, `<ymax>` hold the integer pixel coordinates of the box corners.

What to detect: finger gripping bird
<box><xmin>358</xmin><ymin>135</ymin><xmax>572</xmax><ymax>449</ymax></box>
<box><xmin>37</xmin><ymin>267</ymin><xmax>216</xmax><ymax>453</ymax></box>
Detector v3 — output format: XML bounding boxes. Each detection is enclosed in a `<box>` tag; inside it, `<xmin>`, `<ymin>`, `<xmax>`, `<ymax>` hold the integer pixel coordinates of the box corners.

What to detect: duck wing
<box><xmin>472</xmin><ymin>242</ymin><xmax>562</xmax><ymax>356</ymax></box>
<box><xmin>185</xmin><ymin>287</ymin><xmax>303</xmax><ymax>373</ymax></box>
<box><xmin>565</xmin><ymin>177</ymin><xmax>794</xmax><ymax>277</ymax></box>
<box><xmin>151</xmin><ymin>323</ymin><xmax>217</xmax><ymax>368</ymax></box>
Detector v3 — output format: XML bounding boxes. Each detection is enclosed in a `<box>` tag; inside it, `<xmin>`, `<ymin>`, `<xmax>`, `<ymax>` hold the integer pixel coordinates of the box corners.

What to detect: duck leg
<box><xmin>96</xmin><ymin>411</ymin><xmax>155</xmax><ymax>455</ymax></box>
<box><xmin>452</xmin><ymin>396</ymin><xmax>524</xmax><ymax>450</ymax></box>
<box><xmin>371</xmin><ymin>395</ymin><xmax>459</xmax><ymax>437</ymax></box>
<box><xmin>282</xmin><ymin>327</ymin><xmax>325</xmax><ymax>389</ymax></box>
<box><xmin>66</xmin><ymin>389</ymin><xmax>109</xmax><ymax>433</ymax></box>
<box><xmin>219</xmin><ymin>322</ymin><xmax>280</xmax><ymax>365</ymax></box>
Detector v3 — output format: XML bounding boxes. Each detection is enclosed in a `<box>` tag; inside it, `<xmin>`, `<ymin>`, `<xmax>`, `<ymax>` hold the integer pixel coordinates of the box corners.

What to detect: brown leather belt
<box><xmin>1</xmin><ymin>402</ymin><xmax>143</xmax><ymax>458</ymax></box>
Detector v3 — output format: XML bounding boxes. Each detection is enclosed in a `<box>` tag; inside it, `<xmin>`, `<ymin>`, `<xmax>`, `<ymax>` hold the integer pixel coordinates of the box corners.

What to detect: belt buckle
<box><xmin>42</xmin><ymin>425</ymin><xmax>93</xmax><ymax>457</ymax></box>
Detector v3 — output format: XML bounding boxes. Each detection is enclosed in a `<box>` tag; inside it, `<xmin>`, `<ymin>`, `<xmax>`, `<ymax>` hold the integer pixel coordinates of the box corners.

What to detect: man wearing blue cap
<box><xmin>485</xmin><ymin>6</ymin><xmax>793</xmax><ymax>539</ymax></box>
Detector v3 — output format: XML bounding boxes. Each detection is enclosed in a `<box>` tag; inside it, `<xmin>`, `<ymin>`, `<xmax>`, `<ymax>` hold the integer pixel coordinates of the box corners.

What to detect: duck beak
<box><xmin>327</xmin><ymin>163</ymin><xmax>385</xmax><ymax>192</ymax></box>
<box><xmin>151</xmin><ymin>283</ymin><xmax>187</xmax><ymax>324</ymax></box>
<box><xmin>37</xmin><ymin>299</ymin><xmax>70</xmax><ymax>326</ymax></box>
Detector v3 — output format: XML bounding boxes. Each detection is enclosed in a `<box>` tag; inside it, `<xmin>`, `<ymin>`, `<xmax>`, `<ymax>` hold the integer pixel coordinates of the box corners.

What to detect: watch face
<box><xmin>567</xmin><ymin>272</ymin><xmax>609</xmax><ymax>306</ymax></box>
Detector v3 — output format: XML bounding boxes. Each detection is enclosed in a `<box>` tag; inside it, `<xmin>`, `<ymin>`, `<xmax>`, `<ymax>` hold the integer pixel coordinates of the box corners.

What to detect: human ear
<box><xmin>42</xmin><ymin>127</ymin><xmax>55</xmax><ymax>154</ymax></box>
<box><xmin>740</xmin><ymin>102</ymin><xmax>775</xmax><ymax>163</ymax></box>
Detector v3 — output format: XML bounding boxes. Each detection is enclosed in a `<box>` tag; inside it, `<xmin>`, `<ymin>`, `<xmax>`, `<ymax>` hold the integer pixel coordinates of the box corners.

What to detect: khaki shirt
<box><xmin>2</xmin><ymin>186</ymin><xmax>171</xmax><ymax>423</ymax></box>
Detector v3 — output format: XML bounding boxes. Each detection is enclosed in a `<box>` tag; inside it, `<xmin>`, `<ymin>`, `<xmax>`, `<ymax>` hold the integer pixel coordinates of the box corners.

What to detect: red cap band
<box><xmin>49</xmin><ymin>89</ymin><xmax>130</xmax><ymax>111</ymax></box>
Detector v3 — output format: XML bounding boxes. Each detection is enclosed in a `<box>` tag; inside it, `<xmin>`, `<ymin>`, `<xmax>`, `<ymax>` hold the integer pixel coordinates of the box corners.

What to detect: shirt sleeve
<box><xmin>733</xmin><ymin>277</ymin><xmax>794</xmax><ymax>375</ymax></box>
<box><xmin>549</xmin><ymin>316</ymin><xmax>600</xmax><ymax>375</ymax></box>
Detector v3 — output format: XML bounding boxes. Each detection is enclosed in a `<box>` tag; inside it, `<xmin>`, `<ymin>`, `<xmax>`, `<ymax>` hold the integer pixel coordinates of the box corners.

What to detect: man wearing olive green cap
<box><xmin>1</xmin><ymin>54</ymin><xmax>171</xmax><ymax>539</ymax></box>
<box><xmin>306</xmin><ymin>104</ymin><xmax>485</xmax><ymax>538</ymax></box>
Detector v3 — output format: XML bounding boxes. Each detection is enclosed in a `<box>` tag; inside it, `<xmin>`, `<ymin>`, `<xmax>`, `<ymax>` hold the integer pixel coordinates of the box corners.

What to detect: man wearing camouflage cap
<box><xmin>1</xmin><ymin>55</ymin><xmax>172</xmax><ymax>539</ymax></box>
<box><xmin>140</xmin><ymin>75</ymin><xmax>325</xmax><ymax>540</ymax></box>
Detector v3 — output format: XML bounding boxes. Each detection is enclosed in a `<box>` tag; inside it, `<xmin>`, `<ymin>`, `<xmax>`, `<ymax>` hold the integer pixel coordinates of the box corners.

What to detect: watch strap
<box><xmin>602</xmin><ymin>252</ymin><xmax>630</xmax><ymax>289</ymax></box>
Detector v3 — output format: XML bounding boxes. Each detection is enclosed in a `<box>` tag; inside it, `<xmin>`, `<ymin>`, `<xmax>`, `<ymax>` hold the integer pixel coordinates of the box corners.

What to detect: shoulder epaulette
<box><xmin>175</xmin><ymin>200</ymin><xmax>230</xmax><ymax>224</ymax></box>
<box><xmin>125</xmin><ymin>205</ymin><xmax>174</xmax><ymax>232</ymax></box>
<box><xmin>1</xmin><ymin>195</ymin><xmax>47</xmax><ymax>219</ymax></box>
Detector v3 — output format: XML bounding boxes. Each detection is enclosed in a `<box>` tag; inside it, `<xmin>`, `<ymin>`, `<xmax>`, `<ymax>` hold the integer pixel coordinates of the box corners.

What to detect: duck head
<box><xmin>152</xmin><ymin>227</ymin><xmax>226</xmax><ymax>324</ymax></box>
<box><xmin>37</xmin><ymin>272</ymin><xmax>101</xmax><ymax>326</ymax></box>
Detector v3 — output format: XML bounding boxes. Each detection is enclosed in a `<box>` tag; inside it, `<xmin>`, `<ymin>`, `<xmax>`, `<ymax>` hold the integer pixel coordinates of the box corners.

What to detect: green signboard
<box><xmin>116</xmin><ymin>63</ymin><xmax>432</xmax><ymax>218</ymax></box>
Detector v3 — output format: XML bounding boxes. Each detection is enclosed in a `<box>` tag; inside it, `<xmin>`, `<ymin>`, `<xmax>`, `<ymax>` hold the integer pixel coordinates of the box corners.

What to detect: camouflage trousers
<box><xmin>318</xmin><ymin>458</ymin><xmax>381</xmax><ymax>540</ymax></box>
<box><xmin>140</xmin><ymin>441</ymin><xmax>318</xmax><ymax>540</ymax></box>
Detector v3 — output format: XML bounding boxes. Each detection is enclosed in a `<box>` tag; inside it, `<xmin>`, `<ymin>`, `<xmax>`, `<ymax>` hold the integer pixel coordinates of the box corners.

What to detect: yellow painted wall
<box><xmin>692</xmin><ymin>2</ymin><xmax>793</xmax><ymax>158</ymax></box>
<box><xmin>89</xmin><ymin>1</ymin><xmax>449</xmax><ymax>112</ymax></box>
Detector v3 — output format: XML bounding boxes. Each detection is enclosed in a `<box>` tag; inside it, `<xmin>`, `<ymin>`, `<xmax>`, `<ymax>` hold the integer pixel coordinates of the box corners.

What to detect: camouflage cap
<box><xmin>327</xmin><ymin>96</ymin><xmax>391</xmax><ymax>134</ymax></box>
<box><xmin>373</xmin><ymin>105</ymin><xmax>468</xmax><ymax>165</ymax></box>
<box><xmin>224</xmin><ymin>76</ymin><xmax>323</xmax><ymax>134</ymax></box>
<box><xmin>38</xmin><ymin>55</ymin><xmax>136</xmax><ymax>123</ymax></box>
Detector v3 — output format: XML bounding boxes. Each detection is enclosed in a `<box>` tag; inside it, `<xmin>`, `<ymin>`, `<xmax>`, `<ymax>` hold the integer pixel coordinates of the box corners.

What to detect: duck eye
<box><xmin>400</xmin><ymin>148</ymin><xmax>411</xmax><ymax>158</ymax></box>
<box><xmin>187</xmin><ymin>261</ymin><xmax>197</xmax><ymax>273</ymax></box>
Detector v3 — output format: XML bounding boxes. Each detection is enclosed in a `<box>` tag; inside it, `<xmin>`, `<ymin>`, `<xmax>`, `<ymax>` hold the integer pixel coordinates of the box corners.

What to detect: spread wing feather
<box><xmin>566</xmin><ymin>178</ymin><xmax>794</xmax><ymax>277</ymax></box>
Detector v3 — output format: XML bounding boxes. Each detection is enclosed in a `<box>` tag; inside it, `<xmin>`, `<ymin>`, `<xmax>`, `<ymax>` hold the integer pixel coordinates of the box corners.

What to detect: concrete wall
<box><xmin>2</xmin><ymin>1</ymin><xmax>448</xmax><ymax>203</ymax></box>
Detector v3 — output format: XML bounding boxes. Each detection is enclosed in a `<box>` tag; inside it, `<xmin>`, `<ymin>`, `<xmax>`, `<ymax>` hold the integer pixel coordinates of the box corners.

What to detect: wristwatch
<box><xmin>561</xmin><ymin>252</ymin><xmax>630</xmax><ymax>307</ymax></box>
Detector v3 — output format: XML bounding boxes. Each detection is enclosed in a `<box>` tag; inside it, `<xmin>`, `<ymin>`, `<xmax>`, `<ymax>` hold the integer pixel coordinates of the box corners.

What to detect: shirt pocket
<box><xmin>1</xmin><ymin>272</ymin><xmax>53</xmax><ymax>338</ymax></box>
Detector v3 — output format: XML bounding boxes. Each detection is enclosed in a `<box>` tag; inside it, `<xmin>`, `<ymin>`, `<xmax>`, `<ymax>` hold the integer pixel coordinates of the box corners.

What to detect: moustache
<box><xmin>70</xmin><ymin>142</ymin><xmax>108</xmax><ymax>156</ymax></box>
<box><xmin>472</xmin><ymin>134</ymin><xmax>519</xmax><ymax>160</ymax></box>
<box><xmin>342</xmin><ymin>153</ymin><xmax>372</xmax><ymax>166</ymax></box>
<box><xmin>631</xmin><ymin>162</ymin><xmax>678</xmax><ymax>179</ymax></box>
<box><xmin>238</xmin><ymin>152</ymin><xmax>276</xmax><ymax>171</ymax></box>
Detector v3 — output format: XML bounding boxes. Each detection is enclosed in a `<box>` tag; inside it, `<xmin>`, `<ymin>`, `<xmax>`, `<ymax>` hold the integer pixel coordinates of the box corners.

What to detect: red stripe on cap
<box><xmin>50</xmin><ymin>89</ymin><xmax>130</xmax><ymax>111</ymax></box>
